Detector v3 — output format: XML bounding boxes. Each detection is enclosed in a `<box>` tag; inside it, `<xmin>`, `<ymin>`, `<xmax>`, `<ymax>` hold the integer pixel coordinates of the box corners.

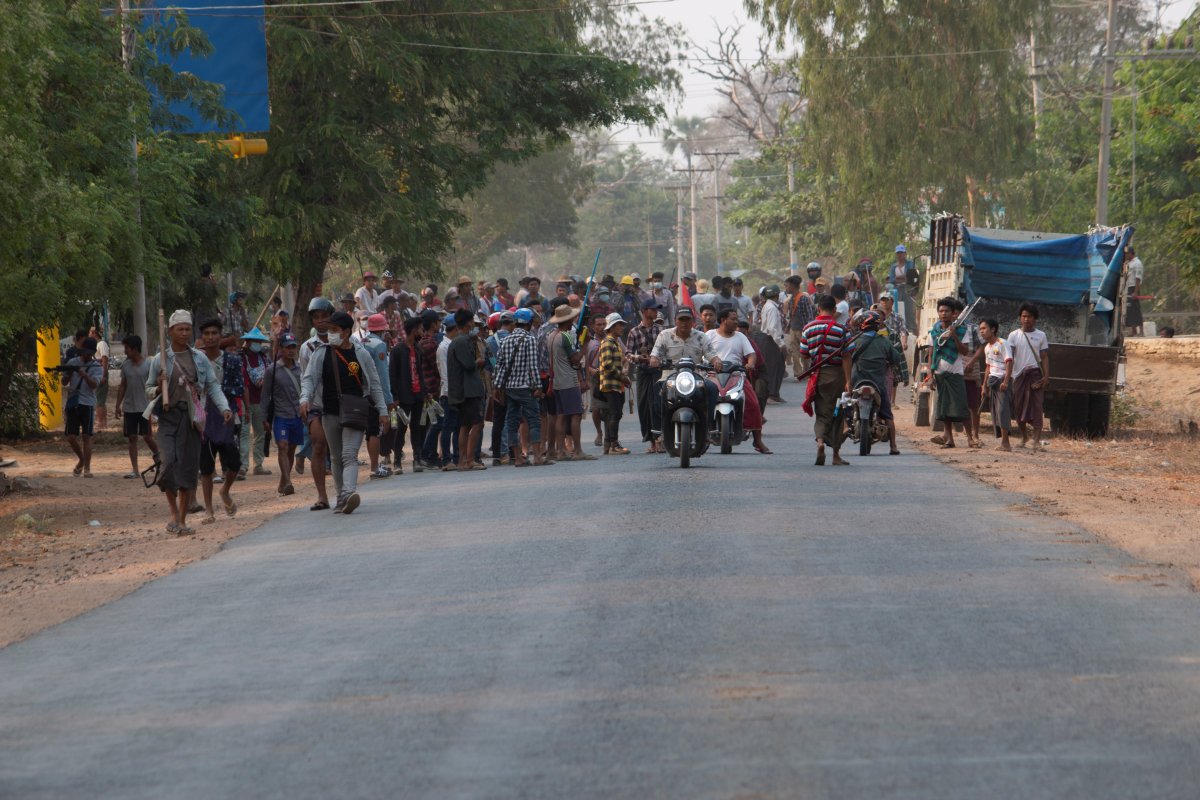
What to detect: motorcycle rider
<box><xmin>649</xmin><ymin>306</ymin><xmax>722</xmax><ymax>432</ymax></box>
<box><xmin>707</xmin><ymin>308</ymin><xmax>770</xmax><ymax>454</ymax></box>
<box><xmin>849</xmin><ymin>310</ymin><xmax>908</xmax><ymax>456</ymax></box>
<box><xmin>805</xmin><ymin>261</ymin><xmax>822</xmax><ymax>295</ymax></box>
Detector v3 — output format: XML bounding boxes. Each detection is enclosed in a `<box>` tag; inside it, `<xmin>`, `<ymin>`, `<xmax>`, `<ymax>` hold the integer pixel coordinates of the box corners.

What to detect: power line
<box><xmin>129</xmin><ymin>0</ymin><xmax>680</xmax><ymax>12</ymax></box>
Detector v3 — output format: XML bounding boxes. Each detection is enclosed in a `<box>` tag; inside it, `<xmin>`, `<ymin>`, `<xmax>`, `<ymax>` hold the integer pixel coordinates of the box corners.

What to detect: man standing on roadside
<box><xmin>758</xmin><ymin>284</ymin><xmax>787</xmax><ymax>403</ymax></box>
<box><xmin>238</xmin><ymin>329</ymin><xmax>273</xmax><ymax>477</ymax></box>
<box><xmin>783</xmin><ymin>275</ymin><xmax>815</xmax><ymax>381</ymax></box>
<box><xmin>546</xmin><ymin>303</ymin><xmax>591</xmax><ymax>460</ymax></box>
<box><xmin>979</xmin><ymin>319</ymin><xmax>1013</xmax><ymax>452</ymax></box>
<box><xmin>447</xmin><ymin>309</ymin><xmax>488</xmax><ymax>471</ymax></box>
<box><xmin>1008</xmin><ymin>303</ymin><xmax>1051</xmax><ymax>451</ymax></box>
<box><xmin>926</xmin><ymin>297</ymin><xmax>970</xmax><ymax>450</ymax></box>
<box><xmin>63</xmin><ymin>337</ymin><xmax>104</xmax><ymax>477</ymax></box>
<box><xmin>494</xmin><ymin>308</ymin><xmax>550</xmax><ymax>466</ymax></box>
<box><xmin>146</xmin><ymin>311</ymin><xmax>232</xmax><ymax>535</ymax></box>
<box><xmin>389</xmin><ymin>316</ymin><xmax>432</xmax><ymax>473</ymax></box>
<box><xmin>115</xmin><ymin>334</ymin><xmax>159</xmax><ymax>480</ymax></box>
<box><xmin>731</xmin><ymin>278</ymin><xmax>753</xmax><ymax>323</ymax></box>
<box><xmin>626</xmin><ymin>298</ymin><xmax>664</xmax><ymax>453</ymax></box>
<box><xmin>361</xmin><ymin>313</ymin><xmax>394</xmax><ymax>478</ymax></box>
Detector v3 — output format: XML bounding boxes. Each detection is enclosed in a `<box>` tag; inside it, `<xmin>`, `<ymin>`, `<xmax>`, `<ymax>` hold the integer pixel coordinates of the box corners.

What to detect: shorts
<box><xmin>273</xmin><ymin>416</ymin><xmax>305</xmax><ymax>445</ymax></box>
<box><xmin>123</xmin><ymin>411</ymin><xmax>150</xmax><ymax>437</ymax></box>
<box><xmin>65</xmin><ymin>404</ymin><xmax>95</xmax><ymax>437</ymax></box>
<box><xmin>454</xmin><ymin>397</ymin><xmax>484</xmax><ymax>427</ymax></box>
<box><xmin>366</xmin><ymin>409</ymin><xmax>380</xmax><ymax>438</ymax></box>
<box><xmin>965</xmin><ymin>379</ymin><xmax>982</xmax><ymax>411</ymax></box>
<box><xmin>200</xmin><ymin>439</ymin><xmax>242</xmax><ymax>476</ymax></box>
<box><xmin>875</xmin><ymin>384</ymin><xmax>894</xmax><ymax>422</ymax></box>
<box><xmin>553</xmin><ymin>386</ymin><xmax>584</xmax><ymax>416</ymax></box>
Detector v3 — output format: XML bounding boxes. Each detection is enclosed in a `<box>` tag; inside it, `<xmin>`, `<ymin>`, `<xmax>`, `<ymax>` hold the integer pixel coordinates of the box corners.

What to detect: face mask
<box><xmin>327</xmin><ymin>332</ymin><xmax>344</xmax><ymax>346</ymax></box>
<box><xmin>249</xmin><ymin>342</ymin><xmax>263</xmax><ymax>354</ymax></box>
<box><xmin>650</xmin><ymin>282</ymin><xmax>663</xmax><ymax>290</ymax></box>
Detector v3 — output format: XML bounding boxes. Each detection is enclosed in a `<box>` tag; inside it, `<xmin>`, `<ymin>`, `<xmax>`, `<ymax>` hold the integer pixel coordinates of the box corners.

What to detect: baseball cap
<box><xmin>675</xmin><ymin>306</ymin><xmax>694</xmax><ymax>318</ymax></box>
<box><xmin>363</xmin><ymin>271</ymin><xmax>376</xmax><ymax>279</ymax></box>
<box><xmin>641</xmin><ymin>298</ymin><xmax>661</xmax><ymax>311</ymax></box>
<box><xmin>682</xmin><ymin>272</ymin><xmax>698</xmax><ymax>281</ymax></box>
<box><xmin>278</xmin><ymin>333</ymin><xmax>298</xmax><ymax>348</ymax></box>
<box><xmin>228</xmin><ymin>291</ymin><xmax>246</xmax><ymax>303</ymax></box>
<box><xmin>514</xmin><ymin>308</ymin><xmax>534</xmax><ymax>324</ymax></box>
<box><xmin>895</xmin><ymin>244</ymin><xmax>907</xmax><ymax>253</ymax></box>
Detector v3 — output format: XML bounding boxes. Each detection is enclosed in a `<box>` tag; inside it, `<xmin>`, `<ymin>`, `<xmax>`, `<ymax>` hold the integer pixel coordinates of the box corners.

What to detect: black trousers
<box><xmin>635</xmin><ymin>368</ymin><xmax>662</xmax><ymax>442</ymax></box>
<box><xmin>758</xmin><ymin>336</ymin><xmax>785</xmax><ymax>398</ymax></box>
<box><xmin>393</xmin><ymin>401</ymin><xmax>426</xmax><ymax>464</ymax></box>
<box><xmin>601</xmin><ymin>390</ymin><xmax>625</xmax><ymax>445</ymax></box>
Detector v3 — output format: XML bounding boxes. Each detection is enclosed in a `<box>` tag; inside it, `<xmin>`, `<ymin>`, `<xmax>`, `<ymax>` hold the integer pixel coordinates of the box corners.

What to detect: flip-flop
<box><xmin>939</xmin><ymin>442</ymin><xmax>956</xmax><ymax>449</ymax></box>
<box><xmin>222</xmin><ymin>499</ymin><xmax>237</xmax><ymax>517</ymax></box>
<box><xmin>166</xmin><ymin>522</ymin><xmax>181</xmax><ymax>534</ymax></box>
<box><xmin>123</xmin><ymin>472</ymin><xmax>139</xmax><ymax>479</ymax></box>
<box><xmin>177</xmin><ymin>525</ymin><xmax>195</xmax><ymax>536</ymax></box>
<box><xmin>200</xmin><ymin>515</ymin><xmax>216</xmax><ymax>525</ymax></box>
<box><xmin>310</xmin><ymin>500</ymin><xmax>330</xmax><ymax>511</ymax></box>
<box><xmin>889</xmin><ymin>449</ymin><xmax>901</xmax><ymax>455</ymax></box>
<box><xmin>754</xmin><ymin>445</ymin><xmax>773</xmax><ymax>455</ymax></box>
<box><xmin>832</xmin><ymin>456</ymin><xmax>851</xmax><ymax>466</ymax></box>
<box><xmin>279</xmin><ymin>484</ymin><xmax>295</xmax><ymax>496</ymax></box>
<box><xmin>72</xmin><ymin>464</ymin><xmax>83</xmax><ymax>476</ymax></box>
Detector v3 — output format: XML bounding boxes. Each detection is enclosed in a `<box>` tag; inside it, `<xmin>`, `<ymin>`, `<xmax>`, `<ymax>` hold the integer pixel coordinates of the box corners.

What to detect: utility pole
<box><xmin>787</xmin><ymin>160</ymin><xmax>798</xmax><ymax>276</ymax></box>
<box><xmin>120</xmin><ymin>0</ymin><xmax>148</xmax><ymax>346</ymax></box>
<box><xmin>1030</xmin><ymin>26</ymin><xmax>1043</xmax><ymax>139</ymax></box>
<box><xmin>668</xmin><ymin>184</ymin><xmax>687</xmax><ymax>283</ymax></box>
<box><xmin>1095</xmin><ymin>0</ymin><xmax>1118</xmax><ymax>226</ymax></box>
<box><xmin>674</xmin><ymin>159</ymin><xmax>713</xmax><ymax>278</ymax></box>
<box><xmin>697</xmin><ymin>149</ymin><xmax>738</xmax><ymax>275</ymax></box>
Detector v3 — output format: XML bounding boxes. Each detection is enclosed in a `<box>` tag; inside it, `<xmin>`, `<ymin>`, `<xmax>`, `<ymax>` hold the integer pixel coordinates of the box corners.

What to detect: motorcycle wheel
<box><xmin>678</xmin><ymin>421</ymin><xmax>692</xmax><ymax>469</ymax></box>
<box><xmin>719</xmin><ymin>415</ymin><xmax>732</xmax><ymax>454</ymax></box>
<box><xmin>858</xmin><ymin>416</ymin><xmax>872</xmax><ymax>456</ymax></box>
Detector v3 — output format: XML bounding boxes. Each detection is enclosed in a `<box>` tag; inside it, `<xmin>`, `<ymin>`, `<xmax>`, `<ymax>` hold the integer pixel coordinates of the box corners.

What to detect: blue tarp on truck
<box><xmin>959</xmin><ymin>226</ymin><xmax>1135</xmax><ymax>315</ymax></box>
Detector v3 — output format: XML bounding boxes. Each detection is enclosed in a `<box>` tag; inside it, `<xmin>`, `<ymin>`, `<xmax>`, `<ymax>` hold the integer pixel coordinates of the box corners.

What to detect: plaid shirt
<box><xmin>786</xmin><ymin>292</ymin><xmax>816</xmax><ymax>331</ymax></box>
<box><xmin>625</xmin><ymin>320</ymin><xmax>663</xmax><ymax>375</ymax></box>
<box><xmin>598</xmin><ymin>334</ymin><xmax>626</xmax><ymax>393</ymax></box>
<box><xmin>417</xmin><ymin>334</ymin><xmax>441</xmax><ymax>396</ymax></box>
<box><xmin>493</xmin><ymin>328</ymin><xmax>540</xmax><ymax>390</ymax></box>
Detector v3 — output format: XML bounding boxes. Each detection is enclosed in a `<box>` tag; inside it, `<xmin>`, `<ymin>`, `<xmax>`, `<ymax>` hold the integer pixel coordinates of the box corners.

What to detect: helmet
<box><xmin>307</xmin><ymin>296</ymin><xmax>335</xmax><ymax>314</ymax></box>
<box><xmin>487</xmin><ymin>312</ymin><xmax>502</xmax><ymax>331</ymax></box>
<box><xmin>858</xmin><ymin>310</ymin><xmax>885</xmax><ymax>331</ymax></box>
<box><xmin>806</xmin><ymin>261</ymin><xmax>822</xmax><ymax>278</ymax></box>
<box><xmin>763</xmin><ymin>284</ymin><xmax>781</xmax><ymax>299</ymax></box>
<box><xmin>514</xmin><ymin>308</ymin><xmax>534</xmax><ymax>324</ymax></box>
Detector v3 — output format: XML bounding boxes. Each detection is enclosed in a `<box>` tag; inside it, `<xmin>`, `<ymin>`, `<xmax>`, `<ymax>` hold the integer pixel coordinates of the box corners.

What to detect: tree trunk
<box><xmin>290</xmin><ymin>244</ymin><xmax>332</xmax><ymax>342</ymax></box>
<box><xmin>966</xmin><ymin>175</ymin><xmax>979</xmax><ymax>227</ymax></box>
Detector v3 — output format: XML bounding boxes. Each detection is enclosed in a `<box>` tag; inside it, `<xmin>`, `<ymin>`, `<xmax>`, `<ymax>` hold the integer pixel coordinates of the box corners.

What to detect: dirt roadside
<box><xmin>895</xmin><ymin>351</ymin><xmax>1200</xmax><ymax>590</ymax></box>
<box><xmin>0</xmin><ymin>436</ymin><xmax>347</xmax><ymax>648</ymax></box>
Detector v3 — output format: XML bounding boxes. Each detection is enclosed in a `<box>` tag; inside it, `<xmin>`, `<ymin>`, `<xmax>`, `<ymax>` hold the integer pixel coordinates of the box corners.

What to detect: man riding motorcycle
<box><xmin>849</xmin><ymin>310</ymin><xmax>909</xmax><ymax>455</ymax></box>
<box><xmin>706</xmin><ymin>308</ymin><xmax>771</xmax><ymax>454</ymax></box>
<box><xmin>648</xmin><ymin>306</ymin><xmax>721</xmax><ymax>431</ymax></box>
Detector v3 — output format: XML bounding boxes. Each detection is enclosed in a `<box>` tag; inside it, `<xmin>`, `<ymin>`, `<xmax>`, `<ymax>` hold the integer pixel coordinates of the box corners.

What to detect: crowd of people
<box><xmin>52</xmin><ymin>247</ymin><xmax>1061</xmax><ymax>534</ymax></box>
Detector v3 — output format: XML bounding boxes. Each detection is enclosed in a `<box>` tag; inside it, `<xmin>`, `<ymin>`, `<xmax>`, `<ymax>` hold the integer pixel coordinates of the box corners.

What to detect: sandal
<box><xmin>177</xmin><ymin>525</ymin><xmax>195</xmax><ymax>536</ymax></box>
<box><xmin>310</xmin><ymin>500</ymin><xmax>331</xmax><ymax>511</ymax></box>
<box><xmin>929</xmin><ymin>435</ymin><xmax>947</xmax><ymax>446</ymax></box>
<box><xmin>939</xmin><ymin>442</ymin><xmax>956</xmax><ymax>449</ymax></box>
<box><xmin>123</xmin><ymin>472</ymin><xmax>139</xmax><ymax>480</ymax></box>
<box><xmin>73</xmin><ymin>463</ymin><xmax>83</xmax><ymax>476</ymax></box>
<box><xmin>200</xmin><ymin>514</ymin><xmax>216</xmax><ymax>525</ymax></box>
<box><xmin>222</xmin><ymin>499</ymin><xmax>238</xmax><ymax>517</ymax></box>
<box><xmin>753</xmin><ymin>444</ymin><xmax>773</xmax><ymax>455</ymax></box>
<box><xmin>279</xmin><ymin>484</ymin><xmax>295</xmax><ymax>496</ymax></box>
<box><xmin>166</xmin><ymin>522</ymin><xmax>181</xmax><ymax>534</ymax></box>
<box><xmin>889</xmin><ymin>448</ymin><xmax>901</xmax><ymax>455</ymax></box>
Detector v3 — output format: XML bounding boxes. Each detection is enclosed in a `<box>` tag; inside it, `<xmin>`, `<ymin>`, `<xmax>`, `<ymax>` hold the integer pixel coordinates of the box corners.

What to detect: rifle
<box><xmin>574</xmin><ymin>248</ymin><xmax>602</xmax><ymax>337</ymax></box>
<box><xmin>935</xmin><ymin>297</ymin><xmax>982</xmax><ymax>345</ymax></box>
<box><xmin>42</xmin><ymin>364</ymin><xmax>84</xmax><ymax>374</ymax></box>
<box><xmin>794</xmin><ymin>328</ymin><xmax>868</xmax><ymax>383</ymax></box>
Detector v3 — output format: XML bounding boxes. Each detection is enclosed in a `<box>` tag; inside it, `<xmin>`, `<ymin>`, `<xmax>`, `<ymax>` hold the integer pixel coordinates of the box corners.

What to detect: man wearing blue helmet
<box><xmin>238</xmin><ymin>328</ymin><xmax>274</xmax><ymax>477</ymax></box>
<box><xmin>493</xmin><ymin>307</ymin><xmax>551</xmax><ymax>466</ymax></box>
<box><xmin>296</xmin><ymin>296</ymin><xmax>335</xmax><ymax>510</ymax></box>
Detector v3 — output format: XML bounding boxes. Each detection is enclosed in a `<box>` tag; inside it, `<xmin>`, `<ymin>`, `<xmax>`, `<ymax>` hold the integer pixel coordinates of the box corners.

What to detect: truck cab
<box><xmin>916</xmin><ymin>215</ymin><xmax>1135</xmax><ymax>438</ymax></box>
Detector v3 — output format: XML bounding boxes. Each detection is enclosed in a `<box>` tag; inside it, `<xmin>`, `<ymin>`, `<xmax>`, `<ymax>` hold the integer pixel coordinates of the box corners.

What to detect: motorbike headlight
<box><xmin>728</xmin><ymin>389</ymin><xmax>741</xmax><ymax>401</ymax></box>
<box><xmin>675</xmin><ymin>371</ymin><xmax>697</xmax><ymax>396</ymax></box>
<box><xmin>666</xmin><ymin>379</ymin><xmax>676</xmax><ymax>391</ymax></box>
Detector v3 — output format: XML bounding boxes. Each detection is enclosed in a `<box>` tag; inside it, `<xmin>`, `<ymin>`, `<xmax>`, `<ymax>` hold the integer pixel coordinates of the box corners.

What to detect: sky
<box><xmin>634</xmin><ymin>0</ymin><xmax>1197</xmax><ymax>160</ymax></box>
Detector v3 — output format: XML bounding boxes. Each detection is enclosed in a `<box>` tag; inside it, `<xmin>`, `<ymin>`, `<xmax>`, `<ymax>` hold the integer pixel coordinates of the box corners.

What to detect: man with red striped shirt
<box><xmin>798</xmin><ymin>294</ymin><xmax>854</xmax><ymax>466</ymax></box>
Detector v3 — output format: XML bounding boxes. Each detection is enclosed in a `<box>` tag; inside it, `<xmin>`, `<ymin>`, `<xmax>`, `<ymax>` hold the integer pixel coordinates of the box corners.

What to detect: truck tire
<box><xmin>1061</xmin><ymin>392</ymin><xmax>1090</xmax><ymax>437</ymax></box>
<box><xmin>1087</xmin><ymin>394</ymin><xmax>1111</xmax><ymax>439</ymax></box>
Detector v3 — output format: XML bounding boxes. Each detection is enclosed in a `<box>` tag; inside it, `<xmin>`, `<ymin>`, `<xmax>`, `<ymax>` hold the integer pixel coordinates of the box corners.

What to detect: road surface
<box><xmin>3</xmin><ymin>381</ymin><xmax>1200</xmax><ymax>799</ymax></box>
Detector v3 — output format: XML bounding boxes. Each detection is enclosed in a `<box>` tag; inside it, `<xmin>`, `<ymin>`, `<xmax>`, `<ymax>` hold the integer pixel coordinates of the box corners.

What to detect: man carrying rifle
<box><xmin>798</xmin><ymin>294</ymin><xmax>854</xmax><ymax>466</ymax></box>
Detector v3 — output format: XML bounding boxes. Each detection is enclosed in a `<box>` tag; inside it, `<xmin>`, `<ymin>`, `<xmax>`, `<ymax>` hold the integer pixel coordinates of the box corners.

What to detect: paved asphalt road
<box><xmin>4</xmin><ymin>381</ymin><xmax>1200</xmax><ymax>799</ymax></box>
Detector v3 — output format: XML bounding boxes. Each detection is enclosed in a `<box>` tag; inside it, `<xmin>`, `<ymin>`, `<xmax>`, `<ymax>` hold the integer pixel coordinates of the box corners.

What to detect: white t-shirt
<box><xmin>436</xmin><ymin>336</ymin><xmax>452</xmax><ymax>397</ymax></box>
<box><xmin>354</xmin><ymin>286</ymin><xmax>378</xmax><ymax>314</ymax></box>
<box><xmin>1127</xmin><ymin>257</ymin><xmax>1144</xmax><ymax>284</ymax></box>
<box><xmin>1007</xmin><ymin>327</ymin><xmax>1048</xmax><ymax>377</ymax></box>
<box><xmin>706</xmin><ymin>330</ymin><xmax>755</xmax><ymax>366</ymax></box>
<box><xmin>984</xmin><ymin>338</ymin><xmax>1013</xmax><ymax>379</ymax></box>
<box><xmin>835</xmin><ymin>300</ymin><xmax>850</xmax><ymax>325</ymax></box>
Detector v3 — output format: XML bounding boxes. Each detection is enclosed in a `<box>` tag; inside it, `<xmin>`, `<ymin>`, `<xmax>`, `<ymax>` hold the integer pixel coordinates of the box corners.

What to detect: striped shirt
<box><xmin>798</xmin><ymin>315</ymin><xmax>854</xmax><ymax>365</ymax></box>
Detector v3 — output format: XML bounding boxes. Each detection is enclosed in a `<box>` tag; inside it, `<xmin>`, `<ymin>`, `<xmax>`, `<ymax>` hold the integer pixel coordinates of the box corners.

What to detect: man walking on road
<box><xmin>238</xmin><ymin>329</ymin><xmax>273</xmax><ymax>477</ymax></box>
<box><xmin>299</xmin><ymin>311</ymin><xmax>388</xmax><ymax>514</ymax></box>
<box><xmin>798</xmin><ymin>294</ymin><xmax>853</xmax><ymax>466</ymax></box>
<box><xmin>115</xmin><ymin>334</ymin><xmax>158</xmax><ymax>480</ymax></box>
<box><xmin>63</xmin><ymin>337</ymin><xmax>104</xmax><ymax>478</ymax></box>
<box><xmin>297</xmin><ymin>297</ymin><xmax>335</xmax><ymax>510</ymax></box>
<box><xmin>262</xmin><ymin>333</ymin><xmax>304</xmax><ymax>495</ymax></box>
<box><xmin>147</xmin><ymin>311</ymin><xmax>232</xmax><ymax>535</ymax></box>
<box><xmin>197</xmin><ymin>323</ymin><xmax>242</xmax><ymax>523</ymax></box>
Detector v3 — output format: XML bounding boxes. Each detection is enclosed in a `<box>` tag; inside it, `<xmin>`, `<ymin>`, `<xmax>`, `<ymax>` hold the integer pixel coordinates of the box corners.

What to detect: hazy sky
<box><xmin>633</xmin><ymin>0</ymin><xmax>1197</xmax><ymax>159</ymax></box>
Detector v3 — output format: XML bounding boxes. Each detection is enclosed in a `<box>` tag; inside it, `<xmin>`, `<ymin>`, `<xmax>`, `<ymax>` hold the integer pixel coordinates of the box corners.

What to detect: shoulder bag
<box><xmin>330</xmin><ymin>347</ymin><xmax>371</xmax><ymax>430</ymax></box>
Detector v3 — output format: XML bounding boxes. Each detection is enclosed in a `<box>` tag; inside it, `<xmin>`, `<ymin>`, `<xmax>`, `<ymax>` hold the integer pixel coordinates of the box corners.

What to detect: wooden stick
<box><xmin>250</xmin><ymin>284</ymin><xmax>282</xmax><ymax>332</ymax></box>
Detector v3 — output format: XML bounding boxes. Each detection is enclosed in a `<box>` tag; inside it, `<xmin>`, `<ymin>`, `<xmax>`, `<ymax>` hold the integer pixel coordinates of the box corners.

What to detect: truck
<box><xmin>914</xmin><ymin>214</ymin><xmax>1135</xmax><ymax>438</ymax></box>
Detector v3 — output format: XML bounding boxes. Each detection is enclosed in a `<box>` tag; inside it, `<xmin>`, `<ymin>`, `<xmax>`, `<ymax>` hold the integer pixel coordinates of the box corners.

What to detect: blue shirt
<box><xmin>361</xmin><ymin>333</ymin><xmax>393</xmax><ymax>405</ymax></box>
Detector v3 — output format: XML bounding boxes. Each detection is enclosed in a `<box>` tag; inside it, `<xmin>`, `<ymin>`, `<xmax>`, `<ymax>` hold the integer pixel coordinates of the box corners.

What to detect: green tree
<box><xmin>245</xmin><ymin>1</ymin><xmax>665</xmax><ymax>336</ymax></box>
<box><xmin>746</xmin><ymin>0</ymin><xmax>1042</xmax><ymax>252</ymax></box>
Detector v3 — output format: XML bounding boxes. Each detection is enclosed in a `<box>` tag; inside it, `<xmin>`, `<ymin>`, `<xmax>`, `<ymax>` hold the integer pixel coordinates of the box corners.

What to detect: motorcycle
<box><xmin>659</xmin><ymin>358</ymin><xmax>710</xmax><ymax>468</ymax></box>
<box><xmin>839</xmin><ymin>379</ymin><xmax>889</xmax><ymax>456</ymax></box>
<box><xmin>713</xmin><ymin>361</ymin><xmax>748</xmax><ymax>454</ymax></box>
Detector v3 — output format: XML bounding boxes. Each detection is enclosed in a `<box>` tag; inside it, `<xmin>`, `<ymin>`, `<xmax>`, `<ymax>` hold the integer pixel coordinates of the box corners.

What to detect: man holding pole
<box><xmin>798</xmin><ymin>294</ymin><xmax>854</xmax><ymax>466</ymax></box>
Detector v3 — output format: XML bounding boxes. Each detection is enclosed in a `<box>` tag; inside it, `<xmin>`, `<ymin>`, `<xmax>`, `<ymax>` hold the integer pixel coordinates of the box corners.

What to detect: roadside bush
<box><xmin>0</xmin><ymin>373</ymin><xmax>43</xmax><ymax>439</ymax></box>
<box><xmin>1110</xmin><ymin>391</ymin><xmax>1143</xmax><ymax>430</ymax></box>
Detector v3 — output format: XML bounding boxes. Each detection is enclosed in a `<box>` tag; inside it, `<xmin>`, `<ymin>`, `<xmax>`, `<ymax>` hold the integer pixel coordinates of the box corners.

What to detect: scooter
<box><xmin>840</xmin><ymin>379</ymin><xmax>889</xmax><ymax>456</ymax></box>
<box><xmin>659</xmin><ymin>358</ymin><xmax>710</xmax><ymax>468</ymax></box>
<box><xmin>713</xmin><ymin>361</ymin><xmax>748</xmax><ymax>454</ymax></box>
